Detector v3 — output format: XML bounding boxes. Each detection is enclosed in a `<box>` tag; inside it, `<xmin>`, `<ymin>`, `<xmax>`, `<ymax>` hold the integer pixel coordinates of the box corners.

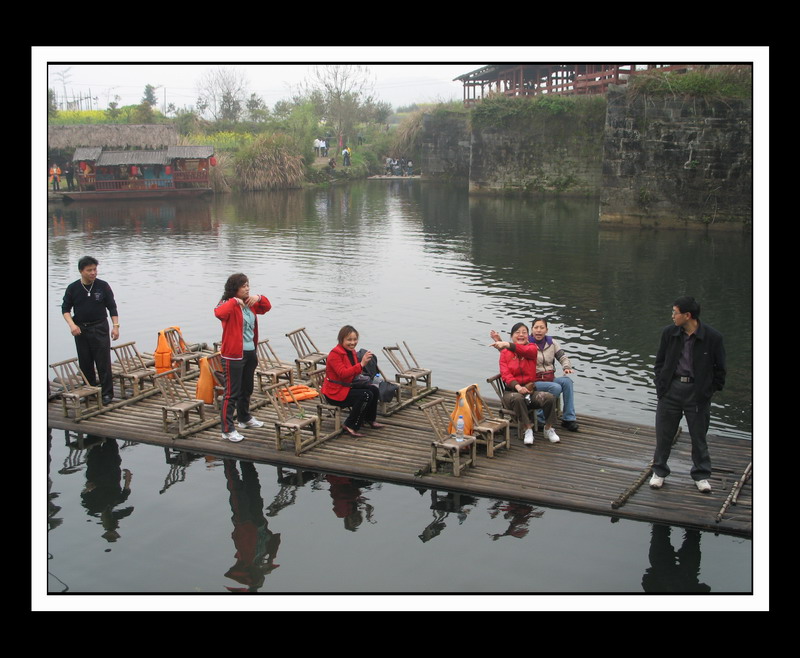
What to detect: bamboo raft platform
<box><xmin>46</xmin><ymin>351</ymin><xmax>753</xmax><ymax>538</ymax></box>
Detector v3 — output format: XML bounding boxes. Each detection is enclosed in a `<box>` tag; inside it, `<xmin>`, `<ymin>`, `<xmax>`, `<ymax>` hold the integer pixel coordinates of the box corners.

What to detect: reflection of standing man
<box><xmin>61</xmin><ymin>256</ymin><xmax>120</xmax><ymax>404</ymax></box>
<box><xmin>650</xmin><ymin>296</ymin><xmax>726</xmax><ymax>493</ymax></box>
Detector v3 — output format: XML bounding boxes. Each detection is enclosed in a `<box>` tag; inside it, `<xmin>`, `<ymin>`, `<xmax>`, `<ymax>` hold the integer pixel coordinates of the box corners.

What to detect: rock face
<box><xmin>599</xmin><ymin>85</ymin><xmax>752</xmax><ymax>229</ymax></box>
<box><xmin>419</xmin><ymin>86</ymin><xmax>752</xmax><ymax>230</ymax></box>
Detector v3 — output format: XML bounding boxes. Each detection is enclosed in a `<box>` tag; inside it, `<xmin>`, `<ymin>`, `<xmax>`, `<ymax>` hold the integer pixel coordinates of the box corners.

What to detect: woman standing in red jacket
<box><xmin>214</xmin><ymin>273</ymin><xmax>272</xmax><ymax>442</ymax></box>
<box><xmin>321</xmin><ymin>325</ymin><xmax>385</xmax><ymax>437</ymax></box>
<box><xmin>491</xmin><ymin>322</ymin><xmax>559</xmax><ymax>446</ymax></box>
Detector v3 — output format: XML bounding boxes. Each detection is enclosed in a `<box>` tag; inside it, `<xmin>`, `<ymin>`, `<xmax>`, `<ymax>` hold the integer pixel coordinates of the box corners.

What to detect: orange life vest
<box><xmin>449</xmin><ymin>385</ymin><xmax>487</xmax><ymax>435</ymax></box>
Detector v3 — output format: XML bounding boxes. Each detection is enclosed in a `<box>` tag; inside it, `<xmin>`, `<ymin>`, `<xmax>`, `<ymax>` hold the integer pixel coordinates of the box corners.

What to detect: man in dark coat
<box><xmin>650</xmin><ymin>296</ymin><xmax>726</xmax><ymax>493</ymax></box>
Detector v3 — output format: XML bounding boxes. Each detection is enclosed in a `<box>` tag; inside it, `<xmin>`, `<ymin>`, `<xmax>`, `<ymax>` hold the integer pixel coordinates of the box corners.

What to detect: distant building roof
<box><xmin>166</xmin><ymin>145</ymin><xmax>214</xmax><ymax>159</ymax></box>
<box><xmin>96</xmin><ymin>150</ymin><xmax>170</xmax><ymax>166</ymax></box>
<box><xmin>72</xmin><ymin>146</ymin><xmax>103</xmax><ymax>162</ymax></box>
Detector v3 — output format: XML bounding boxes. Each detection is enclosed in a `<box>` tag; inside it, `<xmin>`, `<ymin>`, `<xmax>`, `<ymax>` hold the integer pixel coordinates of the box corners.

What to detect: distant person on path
<box><xmin>61</xmin><ymin>256</ymin><xmax>119</xmax><ymax>404</ymax></box>
<box><xmin>342</xmin><ymin>147</ymin><xmax>351</xmax><ymax>167</ymax></box>
<box><xmin>63</xmin><ymin>162</ymin><xmax>76</xmax><ymax>191</ymax></box>
<box><xmin>214</xmin><ymin>273</ymin><xmax>272</xmax><ymax>443</ymax></box>
<box><xmin>490</xmin><ymin>322</ymin><xmax>560</xmax><ymax>446</ymax></box>
<box><xmin>314</xmin><ymin>138</ymin><xmax>321</xmax><ymax>156</ymax></box>
<box><xmin>49</xmin><ymin>163</ymin><xmax>61</xmax><ymax>191</ymax></box>
<box><xmin>649</xmin><ymin>296</ymin><xmax>726</xmax><ymax>493</ymax></box>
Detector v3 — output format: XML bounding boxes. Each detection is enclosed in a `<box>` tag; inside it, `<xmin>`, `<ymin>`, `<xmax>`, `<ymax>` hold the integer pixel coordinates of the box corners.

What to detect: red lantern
<box><xmin>79</xmin><ymin>161</ymin><xmax>86</xmax><ymax>171</ymax></box>
<box><xmin>209</xmin><ymin>156</ymin><xmax>217</xmax><ymax>166</ymax></box>
<box><xmin>165</xmin><ymin>165</ymin><xmax>172</xmax><ymax>175</ymax></box>
<box><xmin>130</xmin><ymin>165</ymin><xmax>138</xmax><ymax>176</ymax></box>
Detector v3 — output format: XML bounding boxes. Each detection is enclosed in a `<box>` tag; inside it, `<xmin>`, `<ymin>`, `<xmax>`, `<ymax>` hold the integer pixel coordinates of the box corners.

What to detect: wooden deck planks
<box><xmin>46</xmin><ymin>378</ymin><xmax>753</xmax><ymax>537</ymax></box>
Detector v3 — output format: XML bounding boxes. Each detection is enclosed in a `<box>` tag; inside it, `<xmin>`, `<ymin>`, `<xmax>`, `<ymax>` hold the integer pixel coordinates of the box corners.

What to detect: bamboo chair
<box><xmin>308</xmin><ymin>368</ymin><xmax>345</xmax><ymax>434</ymax></box>
<box><xmin>285</xmin><ymin>327</ymin><xmax>327</xmax><ymax>378</ymax></box>
<box><xmin>111</xmin><ymin>341</ymin><xmax>156</xmax><ymax>398</ymax></box>
<box><xmin>458</xmin><ymin>384</ymin><xmax>511</xmax><ymax>458</ymax></box>
<box><xmin>265</xmin><ymin>382</ymin><xmax>323</xmax><ymax>455</ymax></box>
<box><xmin>154</xmin><ymin>369</ymin><xmax>205</xmax><ymax>434</ymax></box>
<box><xmin>382</xmin><ymin>342</ymin><xmax>432</xmax><ymax>397</ymax></box>
<box><xmin>49</xmin><ymin>358</ymin><xmax>103</xmax><ymax>420</ymax></box>
<box><xmin>255</xmin><ymin>339</ymin><xmax>294</xmax><ymax>391</ymax></box>
<box><xmin>205</xmin><ymin>352</ymin><xmax>226</xmax><ymax>410</ymax></box>
<box><xmin>420</xmin><ymin>398</ymin><xmax>477</xmax><ymax>477</ymax></box>
<box><xmin>163</xmin><ymin>327</ymin><xmax>202</xmax><ymax>377</ymax></box>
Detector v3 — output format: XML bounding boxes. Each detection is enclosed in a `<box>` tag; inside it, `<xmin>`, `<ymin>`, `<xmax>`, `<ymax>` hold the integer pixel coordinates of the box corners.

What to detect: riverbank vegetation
<box><xmin>626</xmin><ymin>65</ymin><xmax>752</xmax><ymax>100</ymax></box>
<box><xmin>48</xmin><ymin>65</ymin><xmax>751</xmax><ymax>191</ymax></box>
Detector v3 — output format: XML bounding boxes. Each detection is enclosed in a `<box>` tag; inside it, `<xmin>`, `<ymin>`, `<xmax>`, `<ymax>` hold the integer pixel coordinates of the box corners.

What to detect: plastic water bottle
<box><xmin>372</xmin><ymin>372</ymin><xmax>382</xmax><ymax>388</ymax></box>
<box><xmin>455</xmin><ymin>415</ymin><xmax>465</xmax><ymax>442</ymax></box>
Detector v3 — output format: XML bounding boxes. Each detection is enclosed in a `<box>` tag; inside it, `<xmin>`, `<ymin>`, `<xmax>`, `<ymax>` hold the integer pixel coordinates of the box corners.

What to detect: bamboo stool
<box><xmin>430</xmin><ymin>435</ymin><xmax>477</xmax><ymax>477</ymax></box>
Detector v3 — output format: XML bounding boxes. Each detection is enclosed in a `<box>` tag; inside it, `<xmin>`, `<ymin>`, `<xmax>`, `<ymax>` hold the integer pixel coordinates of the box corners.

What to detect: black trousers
<box><xmin>327</xmin><ymin>385</ymin><xmax>379</xmax><ymax>430</ymax></box>
<box><xmin>74</xmin><ymin>320</ymin><xmax>113</xmax><ymax>400</ymax></box>
<box><xmin>653</xmin><ymin>379</ymin><xmax>712</xmax><ymax>481</ymax></box>
<box><xmin>221</xmin><ymin>351</ymin><xmax>258</xmax><ymax>433</ymax></box>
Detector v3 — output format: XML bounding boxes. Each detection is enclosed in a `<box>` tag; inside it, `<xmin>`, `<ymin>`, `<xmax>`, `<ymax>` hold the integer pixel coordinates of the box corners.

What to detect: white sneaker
<box><xmin>222</xmin><ymin>430</ymin><xmax>244</xmax><ymax>442</ymax></box>
<box><xmin>523</xmin><ymin>428</ymin><xmax>534</xmax><ymax>445</ymax></box>
<box><xmin>544</xmin><ymin>427</ymin><xmax>560</xmax><ymax>443</ymax></box>
<box><xmin>650</xmin><ymin>473</ymin><xmax>665</xmax><ymax>489</ymax></box>
<box><xmin>238</xmin><ymin>417</ymin><xmax>264</xmax><ymax>428</ymax></box>
<box><xmin>695</xmin><ymin>479</ymin><xmax>712</xmax><ymax>493</ymax></box>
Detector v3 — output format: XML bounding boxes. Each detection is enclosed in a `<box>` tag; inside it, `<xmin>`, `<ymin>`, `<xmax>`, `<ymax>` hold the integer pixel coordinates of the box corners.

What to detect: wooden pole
<box><xmin>611</xmin><ymin>428</ymin><xmax>681</xmax><ymax>509</ymax></box>
<box><xmin>716</xmin><ymin>462</ymin><xmax>752</xmax><ymax>523</ymax></box>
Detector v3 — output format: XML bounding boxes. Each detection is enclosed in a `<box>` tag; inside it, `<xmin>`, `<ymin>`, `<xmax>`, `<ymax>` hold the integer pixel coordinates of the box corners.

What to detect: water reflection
<box><xmin>486</xmin><ymin>501</ymin><xmax>545</xmax><ymax>541</ymax></box>
<box><xmin>642</xmin><ymin>524</ymin><xmax>710</xmax><ymax>593</ymax></box>
<box><xmin>418</xmin><ymin>490</ymin><xmax>479</xmax><ymax>542</ymax></box>
<box><xmin>80</xmin><ymin>438</ymin><xmax>134</xmax><ymax>543</ymax></box>
<box><xmin>323</xmin><ymin>475</ymin><xmax>377</xmax><ymax>532</ymax></box>
<box><xmin>223</xmin><ymin>460</ymin><xmax>281</xmax><ymax>592</ymax></box>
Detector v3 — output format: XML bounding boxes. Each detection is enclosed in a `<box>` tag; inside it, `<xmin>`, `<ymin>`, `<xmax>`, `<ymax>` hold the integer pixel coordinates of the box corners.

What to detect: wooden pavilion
<box><xmin>454</xmin><ymin>64</ymin><xmax>700</xmax><ymax>104</ymax></box>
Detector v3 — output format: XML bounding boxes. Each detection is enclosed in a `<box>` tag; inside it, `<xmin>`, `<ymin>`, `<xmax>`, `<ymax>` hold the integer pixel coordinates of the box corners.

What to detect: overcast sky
<box><xmin>44</xmin><ymin>62</ymin><xmax>477</xmax><ymax>111</ymax></box>
<box><xmin>36</xmin><ymin>45</ymin><xmax>769</xmax><ymax>113</ymax></box>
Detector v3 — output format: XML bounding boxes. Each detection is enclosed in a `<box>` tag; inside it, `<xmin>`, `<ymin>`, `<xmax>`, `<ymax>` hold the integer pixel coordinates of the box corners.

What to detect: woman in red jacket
<box><xmin>214</xmin><ymin>273</ymin><xmax>272</xmax><ymax>442</ymax></box>
<box><xmin>491</xmin><ymin>322</ymin><xmax>559</xmax><ymax>446</ymax></box>
<box><xmin>321</xmin><ymin>325</ymin><xmax>385</xmax><ymax>437</ymax></box>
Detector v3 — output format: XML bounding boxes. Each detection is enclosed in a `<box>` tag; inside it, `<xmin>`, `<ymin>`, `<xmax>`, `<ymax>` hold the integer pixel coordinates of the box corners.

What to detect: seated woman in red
<box><xmin>491</xmin><ymin>322</ymin><xmax>559</xmax><ymax>446</ymax></box>
<box><xmin>321</xmin><ymin>325</ymin><xmax>386</xmax><ymax>437</ymax></box>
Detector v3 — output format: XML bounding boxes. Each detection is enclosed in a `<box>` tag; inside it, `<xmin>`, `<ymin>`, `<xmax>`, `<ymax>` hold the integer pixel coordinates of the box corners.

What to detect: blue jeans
<box><xmin>535</xmin><ymin>377</ymin><xmax>576</xmax><ymax>422</ymax></box>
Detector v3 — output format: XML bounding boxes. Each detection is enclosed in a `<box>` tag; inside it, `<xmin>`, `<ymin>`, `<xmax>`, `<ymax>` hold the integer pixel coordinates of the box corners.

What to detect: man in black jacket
<box><xmin>61</xmin><ymin>256</ymin><xmax>120</xmax><ymax>404</ymax></box>
<box><xmin>650</xmin><ymin>296</ymin><xmax>726</xmax><ymax>493</ymax></box>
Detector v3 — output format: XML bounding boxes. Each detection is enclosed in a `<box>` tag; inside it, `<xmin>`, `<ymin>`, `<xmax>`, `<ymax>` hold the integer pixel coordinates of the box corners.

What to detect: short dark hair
<box><xmin>222</xmin><ymin>273</ymin><xmax>249</xmax><ymax>301</ymax></box>
<box><xmin>337</xmin><ymin>325</ymin><xmax>358</xmax><ymax>345</ymax></box>
<box><xmin>78</xmin><ymin>256</ymin><xmax>98</xmax><ymax>271</ymax></box>
<box><xmin>531</xmin><ymin>318</ymin><xmax>548</xmax><ymax>328</ymax></box>
<box><xmin>674</xmin><ymin>296</ymin><xmax>701</xmax><ymax>320</ymax></box>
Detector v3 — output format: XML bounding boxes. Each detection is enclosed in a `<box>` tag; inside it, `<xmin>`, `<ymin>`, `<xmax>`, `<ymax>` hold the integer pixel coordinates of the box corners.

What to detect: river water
<box><xmin>40</xmin><ymin>181</ymin><xmax>759</xmax><ymax>608</ymax></box>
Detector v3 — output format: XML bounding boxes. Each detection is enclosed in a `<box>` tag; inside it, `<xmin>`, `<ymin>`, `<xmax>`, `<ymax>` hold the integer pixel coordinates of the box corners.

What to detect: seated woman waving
<box><xmin>490</xmin><ymin>322</ymin><xmax>560</xmax><ymax>446</ymax></box>
<box><xmin>321</xmin><ymin>325</ymin><xmax>386</xmax><ymax>438</ymax></box>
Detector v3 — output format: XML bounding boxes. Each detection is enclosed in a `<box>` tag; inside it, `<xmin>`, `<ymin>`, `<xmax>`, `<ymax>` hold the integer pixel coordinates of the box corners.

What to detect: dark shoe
<box><xmin>102</xmin><ymin>396</ymin><xmax>113</xmax><ymax>405</ymax></box>
<box><xmin>561</xmin><ymin>420</ymin><xmax>579</xmax><ymax>431</ymax></box>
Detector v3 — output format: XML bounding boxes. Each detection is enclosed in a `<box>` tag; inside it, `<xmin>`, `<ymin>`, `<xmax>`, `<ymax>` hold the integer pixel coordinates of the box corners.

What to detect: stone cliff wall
<box><xmin>418</xmin><ymin>89</ymin><xmax>752</xmax><ymax>230</ymax></box>
<box><xmin>600</xmin><ymin>85</ymin><xmax>752</xmax><ymax>229</ymax></box>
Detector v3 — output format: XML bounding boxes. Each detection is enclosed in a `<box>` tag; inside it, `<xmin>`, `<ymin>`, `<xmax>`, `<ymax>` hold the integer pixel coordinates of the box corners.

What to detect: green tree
<box><xmin>142</xmin><ymin>84</ymin><xmax>159</xmax><ymax>107</ymax></box>
<box><xmin>196</xmin><ymin>67</ymin><xmax>249</xmax><ymax>121</ymax></box>
<box><xmin>48</xmin><ymin>88</ymin><xmax>58</xmax><ymax>119</ymax></box>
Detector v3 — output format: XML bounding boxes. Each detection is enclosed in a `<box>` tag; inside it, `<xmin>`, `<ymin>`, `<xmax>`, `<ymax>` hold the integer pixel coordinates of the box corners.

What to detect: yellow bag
<box><xmin>448</xmin><ymin>385</ymin><xmax>487</xmax><ymax>434</ymax></box>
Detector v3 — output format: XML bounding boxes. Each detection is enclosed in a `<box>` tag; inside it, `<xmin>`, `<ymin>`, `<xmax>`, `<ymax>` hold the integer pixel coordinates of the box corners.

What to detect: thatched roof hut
<box><xmin>48</xmin><ymin>124</ymin><xmax>178</xmax><ymax>151</ymax></box>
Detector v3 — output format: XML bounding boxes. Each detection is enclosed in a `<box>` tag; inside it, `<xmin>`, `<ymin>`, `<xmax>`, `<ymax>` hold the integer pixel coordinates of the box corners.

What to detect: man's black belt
<box><xmin>674</xmin><ymin>375</ymin><xmax>694</xmax><ymax>383</ymax></box>
<box><xmin>77</xmin><ymin>318</ymin><xmax>106</xmax><ymax>327</ymax></box>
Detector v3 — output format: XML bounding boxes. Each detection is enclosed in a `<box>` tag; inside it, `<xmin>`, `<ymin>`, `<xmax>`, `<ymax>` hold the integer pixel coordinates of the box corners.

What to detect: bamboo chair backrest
<box><xmin>112</xmin><ymin>341</ymin><xmax>148</xmax><ymax>373</ymax></box>
<box><xmin>382</xmin><ymin>341</ymin><xmax>423</xmax><ymax>374</ymax></box>
<box><xmin>264</xmin><ymin>382</ymin><xmax>304</xmax><ymax>423</ymax></box>
<box><xmin>486</xmin><ymin>374</ymin><xmax>506</xmax><ymax>404</ymax></box>
<box><xmin>164</xmin><ymin>328</ymin><xmax>191</xmax><ymax>356</ymax></box>
<box><xmin>307</xmin><ymin>368</ymin><xmax>331</xmax><ymax>403</ymax></box>
<box><xmin>206</xmin><ymin>352</ymin><xmax>224</xmax><ymax>386</ymax></box>
<box><xmin>256</xmin><ymin>339</ymin><xmax>283</xmax><ymax>369</ymax></box>
<box><xmin>458</xmin><ymin>384</ymin><xmax>493</xmax><ymax>424</ymax></box>
<box><xmin>285</xmin><ymin>328</ymin><xmax>321</xmax><ymax>360</ymax></box>
<box><xmin>420</xmin><ymin>399</ymin><xmax>453</xmax><ymax>442</ymax></box>
<box><xmin>154</xmin><ymin>370</ymin><xmax>195</xmax><ymax>405</ymax></box>
<box><xmin>49</xmin><ymin>358</ymin><xmax>90</xmax><ymax>392</ymax></box>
